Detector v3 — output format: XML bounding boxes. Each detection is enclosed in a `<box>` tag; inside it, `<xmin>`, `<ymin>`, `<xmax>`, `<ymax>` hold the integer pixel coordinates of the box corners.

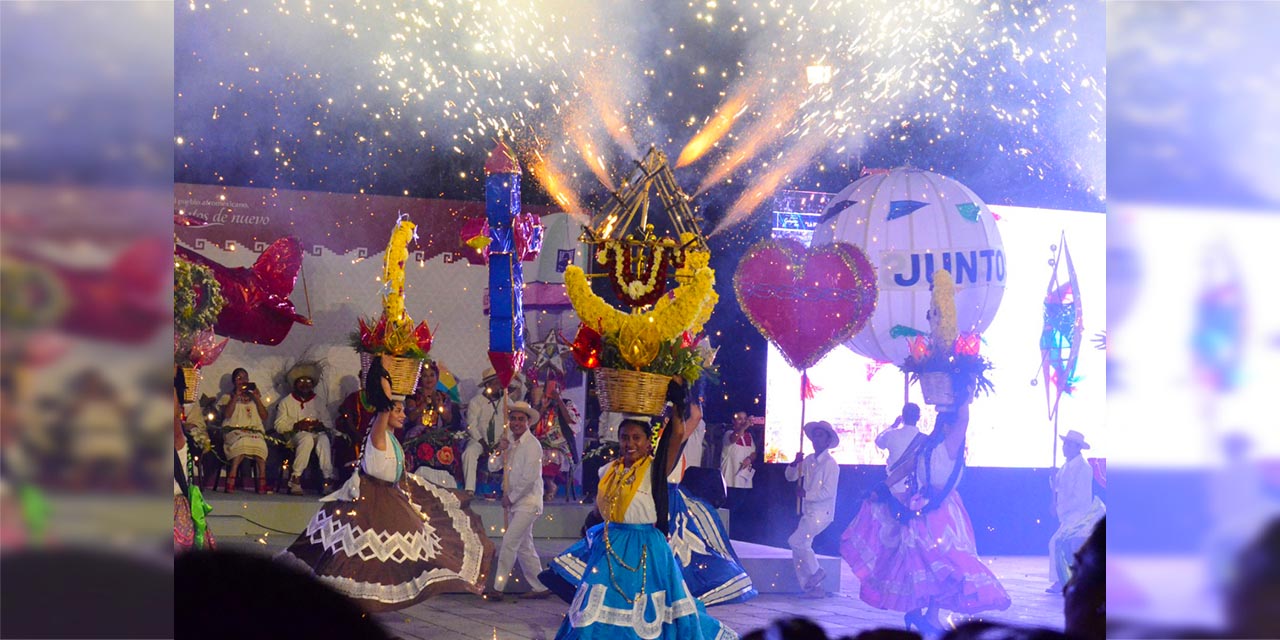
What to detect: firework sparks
<box><xmin>676</xmin><ymin>77</ymin><xmax>764</xmax><ymax>169</ymax></box>
<box><xmin>177</xmin><ymin>0</ymin><xmax>1104</xmax><ymax>217</ymax></box>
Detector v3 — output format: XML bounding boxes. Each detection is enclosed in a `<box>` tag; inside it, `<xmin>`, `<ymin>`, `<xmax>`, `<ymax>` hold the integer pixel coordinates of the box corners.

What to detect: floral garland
<box><xmin>596</xmin><ymin>231</ymin><xmax>686</xmax><ymax>308</ymax></box>
<box><xmin>352</xmin><ymin>217</ymin><xmax>432</xmax><ymax>359</ymax></box>
<box><xmin>174</xmin><ymin>258</ymin><xmax>225</xmax><ymax>338</ymax></box>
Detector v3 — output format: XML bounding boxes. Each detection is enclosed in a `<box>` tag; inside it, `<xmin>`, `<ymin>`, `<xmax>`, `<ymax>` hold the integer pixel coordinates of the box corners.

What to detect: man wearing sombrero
<box><xmin>785</xmin><ymin>420</ymin><xmax>841</xmax><ymax>598</ymax></box>
<box><xmin>1048</xmin><ymin>429</ymin><xmax>1105</xmax><ymax>592</ymax></box>
<box><xmin>463</xmin><ymin>368</ymin><xmax>525</xmax><ymax>495</ymax></box>
<box><xmin>275</xmin><ymin>362</ymin><xmax>336</xmax><ymax>495</ymax></box>
<box><xmin>483</xmin><ymin>401</ymin><xmax>551</xmax><ymax>601</ymax></box>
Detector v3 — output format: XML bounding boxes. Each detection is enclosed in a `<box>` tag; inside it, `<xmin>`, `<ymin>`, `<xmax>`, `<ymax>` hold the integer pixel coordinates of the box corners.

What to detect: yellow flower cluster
<box><xmin>380</xmin><ymin>217</ymin><xmax>420</xmax><ymax>356</ymax></box>
<box><xmin>564</xmin><ymin>254</ymin><xmax>717</xmax><ymax>369</ymax></box>
<box><xmin>929</xmin><ymin>268</ymin><xmax>958</xmax><ymax>349</ymax></box>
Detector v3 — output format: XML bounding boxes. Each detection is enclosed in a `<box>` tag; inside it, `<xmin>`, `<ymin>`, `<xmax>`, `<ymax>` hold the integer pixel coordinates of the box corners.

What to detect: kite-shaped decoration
<box><xmin>1037</xmin><ymin>232</ymin><xmax>1083</xmax><ymax>465</ymax></box>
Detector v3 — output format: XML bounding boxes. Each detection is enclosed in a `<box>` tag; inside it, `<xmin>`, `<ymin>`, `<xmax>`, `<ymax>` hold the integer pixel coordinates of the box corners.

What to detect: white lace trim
<box><xmin>553</xmin><ymin>550</ymin><xmax>588</xmax><ymax>581</ymax></box>
<box><xmin>696</xmin><ymin>573</ymin><xmax>754</xmax><ymax>606</ymax></box>
<box><xmin>303</xmin><ymin>509</ymin><xmax>443</xmax><ymax>563</ymax></box>
<box><xmin>683</xmin><ymin>497</ymin><xmax>733</xmax><ymax>559</ymax></box>
<box><xmin>567</xmin><ymin>584</ymin><xmax>700</xmax><ymax>639</ymax></box>
<box><xmin>276</xmin><ymin>551</ymin><xmax>473</xmax><ymax>605</ymax></box>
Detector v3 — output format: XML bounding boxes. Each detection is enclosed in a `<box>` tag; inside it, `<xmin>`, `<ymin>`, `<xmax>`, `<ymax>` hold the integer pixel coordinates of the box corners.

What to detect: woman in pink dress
<box><xmin>840</xmin><ymin>401</ymin><xmax>1010</xmax><ymax>634</ymax></box>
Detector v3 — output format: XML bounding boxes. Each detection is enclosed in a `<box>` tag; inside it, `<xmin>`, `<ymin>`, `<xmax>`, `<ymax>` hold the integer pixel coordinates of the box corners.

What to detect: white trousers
<box><xmin>788</xmin><ymin>508</ymin><xmax>834</xmax><ymax>586</ymax></box>
<box><xmin>462</xmin><ymin>440</ymin><xmax>485</xmax><ymax>492</ymax></box>
<box><xmin>494</xmin><ymin>508</ymin><xmax>546</xmax><ymax>592</ymax></box>
<box><xmin>290</xmin><ymin>431</ymin><xmax>334</xmax><ymax>479</ymax></box>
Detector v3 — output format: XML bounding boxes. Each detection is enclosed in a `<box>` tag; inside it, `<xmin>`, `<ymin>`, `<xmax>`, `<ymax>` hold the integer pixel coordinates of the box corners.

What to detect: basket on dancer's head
<box><xmin>595</xmin><ymin>368</ymin><xmax>672</xmax><ymax>416</ymax></box>
<box><xmin>351</xmin><ymin>311</ymin><xmax>433</xmax><ymax>396</ymax></box>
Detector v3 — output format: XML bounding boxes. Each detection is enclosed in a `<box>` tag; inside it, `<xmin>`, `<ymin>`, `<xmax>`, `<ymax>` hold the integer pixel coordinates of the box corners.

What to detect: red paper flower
<box><xmin>358</xmin><ymin>316</ymin><xmax>387</xmax><ymax>351</ymax></box>
<box><xmin>908</xmin><ymin>335</ymin><xmax>931</xmax><ymax>360</ymax></box>
<box><xmin>571</xmin><ymin>324</ymin><xmax>603</xmax><ymax>370</ymax></box>
<box><xmin>955</xmin><ymin>333</ymin><xmax>981</xmax><ymax>356</ymax></box>
<box><xmin>412</xmin><ymin>321</ymin><xmax>434</xmax><ymax>354</ymax></box>
<box><xmin>437</xmin><ymin>446</ymin><xmax>455</xmax><ymax>466</ymax></box>
<box><xmin>416</xmin><ymin>443</ymin><xmax>436</xmax><ymax>464</ymax></box>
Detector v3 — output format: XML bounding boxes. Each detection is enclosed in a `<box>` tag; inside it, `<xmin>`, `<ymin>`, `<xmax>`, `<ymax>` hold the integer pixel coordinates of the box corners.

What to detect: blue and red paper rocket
<box><xmin>485</xmin><ymin>140</ymin><xmax>526</xmax><ymax>388</ymax></box>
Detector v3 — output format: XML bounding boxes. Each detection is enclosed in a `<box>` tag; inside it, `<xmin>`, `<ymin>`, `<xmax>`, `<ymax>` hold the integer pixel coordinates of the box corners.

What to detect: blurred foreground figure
<box><xmin>1226</xmin><ymin>518</ymin><xmax>1280</xmax><ymax>639</ymax></box>
<box><xmin>176</xmin><ymin>549</ymin><xmax>393</xmax><ymax>640</ymax></box>
<box><xmin>1064</xmin><ymin>519</ymin><xmax>1104</xmax><ymax>640</ymax></box>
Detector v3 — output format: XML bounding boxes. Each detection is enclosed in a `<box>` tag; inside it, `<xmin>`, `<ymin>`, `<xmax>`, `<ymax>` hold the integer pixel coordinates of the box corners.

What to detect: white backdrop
<box><xmin>184</xmin><ymin>213</ymin><xmax>587</xmax><ymax>429</ymax></box>
<box><xmin>765</xmin><ymin>205</ymin><xmax>1106</xmax><ymax>468</ymax></box>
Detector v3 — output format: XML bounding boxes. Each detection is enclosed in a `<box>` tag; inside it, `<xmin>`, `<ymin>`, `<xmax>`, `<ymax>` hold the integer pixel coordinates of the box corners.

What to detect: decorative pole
<box><xmin>485</xmin><ymin>139</ymin><xmax>526</xmax><ymax>390</ymax></box>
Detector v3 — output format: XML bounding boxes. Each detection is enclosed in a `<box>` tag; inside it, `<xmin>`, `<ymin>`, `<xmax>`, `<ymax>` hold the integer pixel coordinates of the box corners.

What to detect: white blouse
<box><xmin>362</xmin><ymin>431</ymin><xmax>401</xmax><ymax>483</ymax></box>
<box><xmin>921</xmin><ymin>442</ymin><xmax>963</xmax><ymax>492</ymax></box>
<box><xmin>217</xmin><ymin>394</ymin><xmax>264</xmax><ymax>429</ymax></box>
<box><xmin>599</xmin><ymin>460</ymin><xmax>657</xmax><ymax>525</ymax></box>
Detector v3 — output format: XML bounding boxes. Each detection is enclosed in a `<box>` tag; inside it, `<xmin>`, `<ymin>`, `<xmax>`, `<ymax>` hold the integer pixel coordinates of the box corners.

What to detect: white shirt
<box><xmin>681</xmin><ymin>419</ymin><xmax>706</xmax><ymax>469</ymax></box>
<box><xmin>274</xmin><ymin>393</ymin><xmax>328</xmax><ymax>435</ymax></box>
<box><xmin>362</xmin><ymin>431</ymin><xmax>401</xmax><ymax>483</ymax></box>
<box><xmin>920</xmin><ymin>442</ymin><xmax>963</xmax><ymax>492</ymax></box>
<box><xmin>1055</xmin><ymin>454</ymin><xmax>1094</xmax><ymax>524</ymax></box>
<box><xmin>877</xmin><ymin>425</ymin><xmax>921</xmax><ymax>469</ymax></box>
<box><xmin>720</xmin><ymin>430</ymin><xmax>756</xmax><ymax>489</ymax></box>
<box><xmin>489</xmin><ymin>431</ymin><xmax>543</xmax><ymax>513</ymax></box>
<box><xmin>466</xmin><ymin>393</ymin><xmax>509</xmax><ymax>446</ymax></box>
<box><xmin>786</xmin><ymin>450</ymin><xmax>839</xmax><ymax>514</ymax></box>
<box><xmin>599</xmin><ymin>460</ymin><xmax>657</xmax><ymax>525</ymax></box>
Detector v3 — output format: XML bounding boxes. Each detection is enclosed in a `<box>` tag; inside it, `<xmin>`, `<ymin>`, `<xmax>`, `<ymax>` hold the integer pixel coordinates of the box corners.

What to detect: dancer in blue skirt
<box><xmin>553</xmin><ymin>387</ymin><xmax>737</xmax><ymax>639</ymax></box>
<box><xmin>547</xmin><ymin>467</ymin><xmax>756</xmax><ymax>607</ymax></box>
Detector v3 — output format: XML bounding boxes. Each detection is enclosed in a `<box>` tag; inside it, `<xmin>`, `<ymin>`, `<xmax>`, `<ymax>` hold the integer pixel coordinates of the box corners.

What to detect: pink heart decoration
<box><xmin>734</xmin><ymin>239</ymin><xmax>878</xmax><ymax>371</ymax></box>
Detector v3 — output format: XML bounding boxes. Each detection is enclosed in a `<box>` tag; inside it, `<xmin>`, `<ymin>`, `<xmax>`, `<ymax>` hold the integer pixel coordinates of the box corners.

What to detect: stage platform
<box><xmin>212</xmin><ymin>529</ymin><xmax>1063</xmax><ymax>638</ymax></box>
<box><xmin>206</xmin><ymin>491</ymin><xmax>841</xmax><ymax>595</ymax></box>
<box><xmin>205</xmin><ymin>491</ymin><xmax>729</xmax><ymax>542</ymax></box>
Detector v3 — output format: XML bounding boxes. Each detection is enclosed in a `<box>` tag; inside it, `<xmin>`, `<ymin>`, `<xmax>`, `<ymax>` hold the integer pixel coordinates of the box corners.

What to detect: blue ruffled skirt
<box><xmin>549</xmin><ymin>488</ymin><xmax>756</xmax><ymax>607</ymax></box>
<box><xmin>553</xmin><ymin>522</ymin><xmax>737</xmax><ymax>640</ymax></box>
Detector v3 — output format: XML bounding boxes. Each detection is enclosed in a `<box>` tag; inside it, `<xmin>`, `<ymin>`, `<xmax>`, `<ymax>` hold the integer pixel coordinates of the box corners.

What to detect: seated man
<box><xmin>462</xmin><ymin>368</ymin><xmax>523</xmax><ymax>495</ymax></box>
<box><xmin>275</xmin><ymin>363</ymin><xmax>335</xmax><ymax>495</ymax></box>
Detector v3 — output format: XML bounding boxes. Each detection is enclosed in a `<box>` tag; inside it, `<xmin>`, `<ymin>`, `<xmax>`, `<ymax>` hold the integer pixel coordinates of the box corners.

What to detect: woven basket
<box><xmin>179</xmin><ymin>367</ymin><xmax>201</xmax><ymax>403</ymax></box>
<box><xmin>385</xmin><ymin>355</ymin><xmax>424</xmax><ymax>396</ymax></box>
<box><xmin>596</xmin><ymin>368</ymin><xmax>671</xmax><ymax>416</ymax></box>
<box><xmin>919</xmin><ymin>372</ymin><xmax>955</xmax><ymax>406</ymax></box>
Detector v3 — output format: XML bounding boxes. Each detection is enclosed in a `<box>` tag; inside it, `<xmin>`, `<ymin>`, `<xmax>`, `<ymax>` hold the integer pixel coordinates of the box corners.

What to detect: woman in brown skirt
<box><xmin>276</xmin><ymin>355</ymin><xmax>494</xmax><ymax>611</ymax></box>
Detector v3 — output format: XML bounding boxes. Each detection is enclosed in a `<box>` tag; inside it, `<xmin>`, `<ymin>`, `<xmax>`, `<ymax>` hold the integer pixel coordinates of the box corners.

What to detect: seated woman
<box><xmin>552</xmin><ymin>386</ymin><xmax>738</xmax><ymax>639</ymax></box>
<box><xmin>544</xmin><ymin>441</ymin><xmax>757</xmax><ymax>607</ymax></box>
<box><xmin>276</xmin><ymin>355</ymin><xmax>494</xmax><ymax>611</ymax></box>
<box><xmin>217</xmin><ymin>368</ymin><xmax>270</xmax><ymax>494</ymax></box>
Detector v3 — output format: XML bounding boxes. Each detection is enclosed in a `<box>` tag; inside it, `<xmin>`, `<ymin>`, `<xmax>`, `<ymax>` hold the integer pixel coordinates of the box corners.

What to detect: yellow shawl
<box><xmin>597</xmin><ymin>456</ymin><xmax>652</xmax><ymax>523</ymax></box>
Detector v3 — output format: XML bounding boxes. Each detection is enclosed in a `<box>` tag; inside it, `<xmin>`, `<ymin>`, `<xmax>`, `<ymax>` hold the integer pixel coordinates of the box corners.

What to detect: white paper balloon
<box><xmin>810</xmin><ymin>168</ymin><xmax>1005</xmax><ymax>364</ymax></box>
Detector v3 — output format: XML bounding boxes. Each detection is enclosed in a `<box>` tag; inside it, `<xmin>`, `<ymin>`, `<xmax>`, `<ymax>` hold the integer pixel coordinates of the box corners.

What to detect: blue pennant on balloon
<box><xmin>956</xmin><ymin>202</ymin><xmax>981</xmax><ymax>222</ymax></box>
<box><xmin>820</xmin><ymin>200</ymin><xmax>857</xmax><ymax>223</ymax></box>
<box><xmin>886</xmin><ymin>200</ymin><xmax>928</xmax><ymax>221</ymax></box>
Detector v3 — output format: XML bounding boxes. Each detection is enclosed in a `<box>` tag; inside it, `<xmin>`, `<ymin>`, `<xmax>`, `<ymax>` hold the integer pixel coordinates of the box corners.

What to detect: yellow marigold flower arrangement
<box><xmin>564</xmin><ymin>233</ymin><xmax>718</xmax><ymax>378</ymax></box>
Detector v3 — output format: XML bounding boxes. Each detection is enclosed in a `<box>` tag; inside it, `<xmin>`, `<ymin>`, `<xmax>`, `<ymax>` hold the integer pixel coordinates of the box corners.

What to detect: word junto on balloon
<box><xmin>881</xmin><ymin>248</ymin><xmax>1006</xmax><ymax>289</ymax></box>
